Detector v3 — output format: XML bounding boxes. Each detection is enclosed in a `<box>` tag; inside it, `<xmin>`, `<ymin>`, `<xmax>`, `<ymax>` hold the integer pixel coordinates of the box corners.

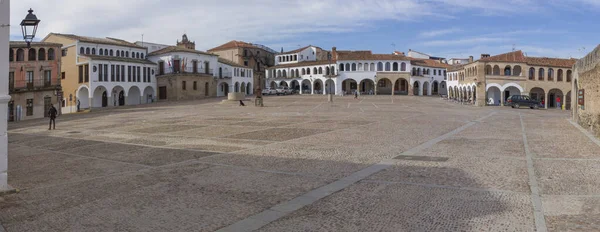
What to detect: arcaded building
<box><xmin>446</xmin><ymin>50</ymin><xmax>576</xmax><ymax>108</ymax></box>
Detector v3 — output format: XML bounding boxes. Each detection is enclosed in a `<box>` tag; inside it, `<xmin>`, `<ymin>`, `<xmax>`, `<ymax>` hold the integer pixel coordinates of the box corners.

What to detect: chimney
<box><xmin>469</xmin><ymin>56</ymin><xmax>473</xmax><ymax>62</ymax></box>
<box><xmin>481</xmin><ymin>54</ymin><xmax>490</xmax><ymax>59</ymax></box>
<box><xmin>331</xmin><ymin>47</ymin><xmax>337</xmax><ymax>60</ymax></box>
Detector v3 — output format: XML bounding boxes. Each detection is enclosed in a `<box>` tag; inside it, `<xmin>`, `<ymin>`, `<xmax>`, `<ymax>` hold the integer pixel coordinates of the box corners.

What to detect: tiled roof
<box><xmin>447</xmin><ymin>64</ymin><xmax>466</xmax><ymax>72</ymax></box>
<box><xmin>10</xmin><ymin>41</ymin><xmax>62</xmax><ymax>48</ymax></box>
<box><xmin>47</xmin><ymin>33</ymin><xmax>144</xmax><ymax>49</ymax></box>
<box><xmin>147</xmin><ymin>46</ymin><xmax>217</xmax><ymax>57</ymax></box>
<box><xmin>267</xmin><ymin>60</ymin><xmax>332</xmax><ymax>69</ymax></box>
<box><xmin>218</xmin><ymin>58</ymin><xmax>246</xmax><ymax>68</ymax></box>
<box><xmin>336</xmin><ymin>50</ymin><xmax>411</xmax><ymax>61</ymax></box>
<box><xmin>82</xmin><ymin>55</ymin><xmax>157</xmax><ymax>65</ymax></box>
<box><xmin>525</xmin><ymin>57</ymin><xmax>577</xmax><ymax>68</ymax></box>
<box><xmin>410</xmin><ymin>58</ymin><xmax>452</xmax><ymax>69</ymax></box>
<box><xmin>280</xmin><ymin>45</ymin><xmax>314</xmax><ymax>55</ymax></box>
<box><xmin>208</xmin><ymin>40</ymin><xmax>258</xmax><ymax>52</ymax></box>
<box><xmin>480</xmin><ymin>50</ymin><xmax>527</xmax><ymax>63</ymax></box>
<box><xmin>480</xmin><ymin>50</ymin><xmax>577</xmax><ymax>68</ymax></box>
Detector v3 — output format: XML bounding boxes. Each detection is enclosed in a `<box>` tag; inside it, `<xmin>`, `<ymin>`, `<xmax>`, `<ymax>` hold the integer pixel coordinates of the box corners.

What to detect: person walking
<box><xmin>77</xmin><ymin>99</ymin><xmax>80</xmax><ymax>112</ymax></box>
<box><xmin>556</xmin><ymin>96</ymin><xmax>561</xmax><ymax>109</ymax></box>
<box><xmin>48</xmin><ymin>105</ymin><xmax>58</xmax><ymax>130</ymax></box>
<box><xmin>354</xmin><ymin>90</ymin><xmax>358</xmax><ymax>99</ymax></box>
<box><xmin>239</xmin><ymin>100</ymin><xmax>245</xmax><ymax>106</ymax></box>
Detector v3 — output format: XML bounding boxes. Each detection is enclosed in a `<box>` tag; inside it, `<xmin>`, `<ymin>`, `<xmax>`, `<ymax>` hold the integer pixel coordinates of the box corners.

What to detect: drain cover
<box><xmin>393</xmin><ymin>155</ymin><xmax>449</xmax><ymax>162</ymax></box>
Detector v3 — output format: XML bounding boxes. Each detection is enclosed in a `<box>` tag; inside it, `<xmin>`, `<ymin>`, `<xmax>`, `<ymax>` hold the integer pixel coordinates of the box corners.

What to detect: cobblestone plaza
<box><xmin>1</xmin><ymin>95</ymin><xmax>599</xmax><ymax>231</ymax></box>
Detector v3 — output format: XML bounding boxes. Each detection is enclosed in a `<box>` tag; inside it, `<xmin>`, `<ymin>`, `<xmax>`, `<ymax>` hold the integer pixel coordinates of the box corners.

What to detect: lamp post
<box><xmin>20</xmin><ymin>8</ymin><xmax>40</xmax><ymax>48</ymax></box>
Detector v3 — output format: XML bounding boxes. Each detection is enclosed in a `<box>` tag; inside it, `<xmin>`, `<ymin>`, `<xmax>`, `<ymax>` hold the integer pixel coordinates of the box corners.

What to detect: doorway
<box><xmin>504</xmin><ymin>90</ymin><xmax>511</xmax><ymax>101</ymax></box>
<box><xmin>159</xmin><ymin>86</ymin><xmax>167</xmax><ymax>100</ymax></box>
<box><xmin>118</xmin><ymin>91</ymin><xmax>125</xmax><ymax>106</ymax></box>
<box><xmin>102</xmin><ymin>91</ymin><xmax>108</xmax><ymax>107</ymax></box>
<box><xmin>173</xmin><ymin>60</ymin><xmax>181</xmax><ymax>73</ymax></box>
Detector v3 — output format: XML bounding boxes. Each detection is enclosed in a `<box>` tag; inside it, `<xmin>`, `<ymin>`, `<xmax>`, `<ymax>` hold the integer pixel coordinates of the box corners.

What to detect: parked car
<box><xmin>262</xmin><ymin>88</ymin><xmax>277</xmax><ymax>95</ymax></box>
<box><xmin>276</xmin><ymin>87</ymin><xmax>292</xmax><ymax>95</ymax></box>
<box><xmin>506</xmin><ymin>95</ymin><xmax>540</xmax><ymax>109</ymax></box>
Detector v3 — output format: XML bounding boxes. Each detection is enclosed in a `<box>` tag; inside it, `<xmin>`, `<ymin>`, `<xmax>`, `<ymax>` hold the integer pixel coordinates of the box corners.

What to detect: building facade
<box><xmin>265</xmin><ymin>46</ymin><xmax>450</xmax><ymax>96</ymax></box>
<box><xmin>8</xmin><ymin>41</ymin><xmax>62</xmax><ymax>121</ymax></box>
<box><xmin>147</xmin><ymin>46</ymin><xmax>253</xmax><ymax>100</ymax></box>
<box><xmin>208</xmin><ymin>40</ymin><xmax>276</xmax><ymax>91</ymax></box>
<box><xmin>446</xmin><ymin>50</ymin><xmax>576</xmax><ymax>108</ymax></box>
<box><xmin>43</xmin><ymin>33</ymin><xmax>157</xmax><ymax>113</ymax></box>
<box><xmin>572</xmin><ymin>44</ymin><xmax>600</xmax><ymax>136</ymax></box>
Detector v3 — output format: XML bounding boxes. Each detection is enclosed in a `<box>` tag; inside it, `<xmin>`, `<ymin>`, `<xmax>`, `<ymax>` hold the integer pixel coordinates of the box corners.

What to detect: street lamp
<box><xmin>20</xmin><ymin>8</ymin><xmax>40</xmax><ymax>48</ymax></box>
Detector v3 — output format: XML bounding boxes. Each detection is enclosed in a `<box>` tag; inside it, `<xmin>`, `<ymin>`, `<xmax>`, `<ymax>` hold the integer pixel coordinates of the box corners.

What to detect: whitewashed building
<box><xmin>265</xmin><ymin>46</ymin><xmax>450</xmax><ymax>96</ymax></box>
<box><xmin>43</xmin><ymin>33</ymin><xmax>157</xmax><ymax>113</ymax></box>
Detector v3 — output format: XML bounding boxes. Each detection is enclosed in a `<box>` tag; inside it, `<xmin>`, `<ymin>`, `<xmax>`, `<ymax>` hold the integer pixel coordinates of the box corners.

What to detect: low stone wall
<box><xmin>573</xmin><ymin>44</ymin><xmax>600</xmax><ymax>136</ymax></box>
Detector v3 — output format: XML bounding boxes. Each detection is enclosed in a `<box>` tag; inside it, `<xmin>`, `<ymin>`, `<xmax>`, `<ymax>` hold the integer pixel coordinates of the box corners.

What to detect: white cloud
<box><xmin>419</xmin><ymin>28</ymin><xmax>462</xmax><ymax>38</ymax></box>
<box><xmin>9</xmin><ymin>0</ymin><xmax>559</xmax><ymax>52</ymax></box>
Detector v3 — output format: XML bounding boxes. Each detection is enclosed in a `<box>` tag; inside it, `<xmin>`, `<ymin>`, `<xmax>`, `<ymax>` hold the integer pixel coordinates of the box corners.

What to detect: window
<box><xmin>377</xmin><ymin>62</ymin><xmax>383</xmax><ymax>71</ymax></box>
<box><xmin>61</xmin><ymin>49</ymin><xmax>67</xmax><ymax>57</ymax></box>
<box><xmin>26</xmin><ymin>99</ymin><xmax>33</xmax><ymax>116</ymax></box>
<box><xmin>116</xmin><ymin>65</ymin><xmax>120</xmax><ymax>82</ymax></box>
<box><xmin>9</xmin><ymin>48</ymin><xmax>13</xmax><ymax>62</ymax></box>
<box><xmin>244</xmin><ymin>60</ymin><xmax>248</xmax><ymax>66</ymax></box>
<box><xmin>92</xmin><ymin>48</ymin><xmax>96</xmax><ymax>55</ymax></box>
<box><xmin>126</xmin><ymin>51</ymin><xmax>129</xmax><ymax>58</ymax></box>
<box><xmin>182</xmin><ymin>81</ymin><xmax>187</xmax><ymax>90</ymax></box>
<box><xmin>99</xmin><ymin>49</ymin><xmax>104</xmax><ymax>55</ymax></box>
<box><xmin>110</xmin><ymin>50</ymin><xmax>114</xmax><ymax>56</ymax></box>
<box><xmin>385</xmin><ymin>62</ymin><xmax>391</xmax><ymax>71</ymax></box>
<box><xmin>193</xmin><ymin>81</ymin><xmax>197</xmax><ymax>90</ymax></box>
<box><xmin>61</xmin><ymin>72</ymin><xmax>65</xmax><ymax>80</ymax></box>
<box><xmin>78</xmin><ymin>65</ymin><xmax>84</xmax><ymax>83</ymax></box>
<box><xmin>141</xmin><ymin>53</ymin><xmax>144</xmax><ymax>59</ymax></box>
<box><xmin>38</xmin><ymin>48</ymin><xmax>46</xmax><ymax>61</ymax></box>
<box><xmin>143</xmin><ymin>67</ymin><xmax>147</xmax><ymax>82</ymax></box>
<box><xmin>128</xmin><ymin>66</ymin><xmax>132</xmax><ymax>82</ymax></box>
<box><xmin>339</xmin><ymin>64</ymin><xmax>344</xmax><ymax>71</ymax></box>
<box><xmin>85</xmin><ymin>48</ymin><xmax>90</xmax><ymax>54</ymax></box>
<box><xmin>116</xmin><ymin>50</ymin><xmax>120</xmax><ymax>57</ymax></box>
<box><xmin>80</xmin><ymin>47</ymin><xmax>84</xmax><ymax>55</ymax></box>
<box><xmin>17</xmin><ymin>49</ymin><xmax>24</xmax><ymax>61</ymax></box>
<box><xmin>48</xmin><ymin>48</ymin><xmax>55</xmax><ymax>60</ymax></box>
<box><xmin>132</xmin><ymin>66</ymin><xmax>136</xmax><ymax>82</ymax></box>
<box><xmin>111</xmin><ymin>65</ymin><xmax>115</xmax><ymax>81</ymax></box>
<box><xmin>378</xmin><ymin>79</ymin><xmax>386</xmax><ymax>87</ymax></box>
<box><xmin>26</xmin><ymin>71</ymin><xmax>34</xmax><ymax>88</ymax></box>
<box><xmin>44</xmin><ymin>70</ymin><xmax>51</xmax><ymax>87</ymax></box>
<box><xmin>137</xmin><ymin>67</ymin><xmax>141</xmax><ymax>82</ymax></box>
<box><xmin>393</xmin><ymin>62</ymin><xmax>398</xmax><ymax>71</ymax></box>
<box><xmin>529</xmin><ymin>68</ymin><xmax>535</xmax><ymax>80</ymax></box>
<box><xmin>121</xmin><ymin>51</ymin><xmax>124</xmax><ymax>57</ymax></box>
<box><xmin>538</xmin><ymin>68</ymin><xmax>544</xmax><ymax>81</ymax></box>
<box><xmin>103</xmin><ymin>64</ymin><xmax>107</xmax><ymax>82</ymax></box>
<box><xmin>121</xmin><ymin>65</ymin><xmax>125</xmax><ymax>82</ymax></box>
<box><xmin>28</xmin><ymin>48</ymin><xmax>36</xmax><ymax>61</ymax></box>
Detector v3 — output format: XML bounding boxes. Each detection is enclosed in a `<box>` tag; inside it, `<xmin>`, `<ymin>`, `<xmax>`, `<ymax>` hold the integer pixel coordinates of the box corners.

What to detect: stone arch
<box><xmin>538</xmin><ymin>68</ymin><xmax>545</xmax><ymax>81</ymax></box>
<box><xmin>325</xmin><ymin>79</ymin><xmax>335</xmax><ymax>94</ymax></box>
<box><xmin>93</xmin><ymin>85</ymin><xmax>109</xmax><ymax>108</ymax></box>
<box><xmin>504</xmin><ymin>65</ymin><xmax>511</xmax><ymax>76</ymax></box>
<box><xmin>241</xmin><ymin>82</ymin><xmax>246</xmax><ymax>94</ymax></box>
<box><xmin>235</xmin><ymin>82</ymin><xmax>240</xmax><ymax>92</ymax></box>
<box><xmin>143</xmin><ymin>86</ymin><xmax>155</xmax><ymax>103</ymax></box>
<box><xmin>485</xmin><ymin>65</ymin><xmax>492</xmax><ymax>75</ymax></box>
<box><xmin>557</xmin><ymin>69</ymin><xmax>564</xmax><ymax>82</ymax></box>
<box><xmin>313</xmin><ymin>79</ymin><xmax>323</xmax><ymax>94</ymax></box>
<box><xmin>392</xmin><ymin>62</ymin><xmax>398</xmax><ymax>71</ymax></box>
<box><xmin>376</xmin><ymin>78</ymin><xmax>393</xmax><ymax>95</ymax></box>
<box><xmin>377</xmin><ymin>62</ymin><xmax>384</xmax><ymax>71</ymax></box>
<box><xmin>301</xmin><ymin>79</ymin><xmax>312</xmax><ymax>94</ymax></box>
<box><xmin>279</xmin><ymin>81</ymin><xmax>288</xmax><ymax>87</ymax></box>
<box><xmin>432</xmin><ymin>81</ymin><xmax>439</xmax><ymax>95</ymax></box>
<box><xmin>359</xmin><ymin>79</ymin><xmax>375</xmax><ymax>94</ymax></box>
<box><xmin>111</xmin><ymin>85</ymin><xmax>126</xmax><ymax>106</ymax></box>
<box><xmin>493</xmin><ymin>65</ymin><xmax>500</xmax><ymax>75</ymax></box>
<box><xmin>394</xmin><ymin>78</ymin><xmax>409</xmax><ymax>95</ymax></box>
<box><xmin>76</xmin><ymin>85</ymin><xmax>90</xmax><ymax>109</ymax></box>
<box><xmin>342</xmin><ymin>78</ymin><xmax>358</xmax><ymax>94</ymax></box>
<box><xmin>548</xmin><ymin>88</ymin><xmax>564</xmax><ymax>108</ymax></box>
<box><xmin>290</xmin><ymin>80</ymin><xmax>300</xmax><ymax>92</ymax></box>
<box><xmin>270</xmin><ymin>81</ymin><xmax>278</xmax><ymax>88</ymax></box>
<box><xmin>513</xmin><ymin>65</ymin><xmax>522</xmax><ymax>76</ymax></box>
<box><xmin>413</xmin><ymin>81</ymin><xmax>420</xmax><ymax>95</ymax></box>
<box><xmin>127</xmin><ymin>86</ymin><xmax>141</xmax><ymax>105</ymax></box>
<box><xmin>423</xmin><ymin>81</ymin><xmax>430</xmax><ymax>96</ymax></box>
<box><xmin>501</xmin><ymin>83</ymin><xmax>524</xmax><ymax>93</ymax></box>
<box><xmin>529</xmin><ymin>87</ymin><xmax>545</xmax><ymax>102</ymax></box>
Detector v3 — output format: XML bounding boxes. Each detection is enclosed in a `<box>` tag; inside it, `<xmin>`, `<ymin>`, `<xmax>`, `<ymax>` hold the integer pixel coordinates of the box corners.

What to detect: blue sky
<box><xmin>10</xmin><ymin>0</ymin><xmax>599</xmax><ymax>59</ymax></box>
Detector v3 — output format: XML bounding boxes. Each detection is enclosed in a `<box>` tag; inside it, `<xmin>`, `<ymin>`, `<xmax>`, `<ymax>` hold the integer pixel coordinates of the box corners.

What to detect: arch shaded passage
<box><xmin>77</xmin><ymin>87</ymin><xmax>90</xmax><ymax>109</ymax></box>
<box><xmin>359</xmin><ymin>79</ymin><xmax>375</xmax><ymax>95</ymax></box>
<box><xmin>342</xmin><ymin>79</ymin><xmax>357</xmax><ymax>95</ymax></box>
<box><xmin>325</xmin><ymin>79</ymin><xmax>335</xmax><ymax>94</ymax></box>
<box><xmin>487</xmin><ymin>86</ymin><xmax>501</xmax><ymax>106</ymax></box>
<box><xmin>394</xmin><ymin>78</ymin><xmax>409</xmax><ymax>95</ymax></box>
<box><xmin>301</xmin><ymin>79</ymin><xmax>312</xmax><ymax>94</ymax></box>
<box><xmin>376</xmin><ymin>78</ymin><xmax>393</xmax><ymax>95</ymax></box>
<box><xmin>127</xmin><ymin>86</ymin><xmax>141</xmax><ymax>105</ymax></box>
<box><xmin>548</xmin><ymin>89</ymin><xmax>564</xmax><ymax>109</ymax></box>
<box><xmin>413</xmin><ymin>82</ymin><xmax>420</xmax><ymax>95</ymax></box>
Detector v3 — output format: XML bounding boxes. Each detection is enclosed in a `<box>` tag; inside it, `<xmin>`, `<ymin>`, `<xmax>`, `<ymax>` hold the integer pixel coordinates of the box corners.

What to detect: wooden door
<box><xmin>159</xmin><ymin>86</ymin><xmax>167</xmax><ymax>100</ymax></box>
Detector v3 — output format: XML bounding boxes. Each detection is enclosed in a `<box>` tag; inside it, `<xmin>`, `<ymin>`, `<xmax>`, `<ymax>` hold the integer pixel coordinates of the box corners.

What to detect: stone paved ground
<box><xmin>1</xmin><ymin>95</ymin><xmax>598</xmax><ymax>231</ymax></box>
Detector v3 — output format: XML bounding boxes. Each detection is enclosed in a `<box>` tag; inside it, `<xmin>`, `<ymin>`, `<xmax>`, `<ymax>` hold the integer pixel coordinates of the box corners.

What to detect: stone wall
<box><xmin>573</xmin><ymin>44</ymin><xmax>600</xmax><ymax>136</ymax></box>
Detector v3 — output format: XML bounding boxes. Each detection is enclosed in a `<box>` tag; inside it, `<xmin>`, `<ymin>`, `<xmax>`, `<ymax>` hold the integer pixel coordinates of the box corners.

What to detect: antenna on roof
<box><xmin>391</xmin><ymin>43</ymin><xmax>396</xmax><ymax>53</ymax></box>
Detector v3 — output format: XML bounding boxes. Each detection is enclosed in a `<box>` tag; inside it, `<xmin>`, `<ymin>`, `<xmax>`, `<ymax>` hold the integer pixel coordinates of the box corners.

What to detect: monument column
<box><xmin>0</xmin><ymin>0</ymin><xmax>11</xmax><ymax>192</ymax></box>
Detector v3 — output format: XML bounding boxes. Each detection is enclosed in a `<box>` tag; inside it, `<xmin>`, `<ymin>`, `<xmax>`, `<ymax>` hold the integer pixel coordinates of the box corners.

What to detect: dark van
<box><xmin>506</xmin><ymin>95</ymin><xmax>540</xmax><ymax>109</ymax></box>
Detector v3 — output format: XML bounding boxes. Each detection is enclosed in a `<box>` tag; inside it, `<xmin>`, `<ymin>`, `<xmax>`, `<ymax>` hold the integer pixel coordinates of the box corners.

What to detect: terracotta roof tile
<box><xmin>208</xmin><ymin>40</ymin><xmax>258</xmax><ymax>52</ymax></box>
<box><xmin>10</xmin><ymin>41</ymin><xmax>62</xmax><ymax>48</ymax></box>
<box><xmin>280</xmin><ymin>45</ymin><xmax>314</xmax><ymax>55</ymax></box>
<box><xmin>525</xmin><ymin>57</ymin><xmax>577</xmax><ymax>68</ymax></box>
<box><xmin>410</xmin><ymin>58</ymin><xmax>452</xmax><ymax>69</ymax></box>
<box><xmin>147</xmin><ymin>46</ymin><xmax>217</xmax><ymax>57</ymax></box>
<box><xmin>480</xmin><ymin>50</ymin><xmax>526</xmax><ymax>63</ymax></box>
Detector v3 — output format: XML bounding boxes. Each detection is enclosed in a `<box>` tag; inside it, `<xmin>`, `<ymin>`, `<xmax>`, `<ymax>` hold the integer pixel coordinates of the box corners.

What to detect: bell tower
<box><xmin>176</xmin><ymin>34</ymin><xmax>195</xmax><ymax>50</ymax></box>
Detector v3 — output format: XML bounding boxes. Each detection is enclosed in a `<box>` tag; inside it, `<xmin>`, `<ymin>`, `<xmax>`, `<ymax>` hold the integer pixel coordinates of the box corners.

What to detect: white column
<box><xmin>0</xmin><ymin>0</ymin><xmax>11</xmax><ymax>192</ymax></box>
<box><xmin>299</xmin><ymin>82</ymin><xmax>303</xmax><ymax>95</ymax></box>
<box><xmin>311</xmin><ymin>81</ymin><xmax>314</xmax><ymax>95</ymax></box>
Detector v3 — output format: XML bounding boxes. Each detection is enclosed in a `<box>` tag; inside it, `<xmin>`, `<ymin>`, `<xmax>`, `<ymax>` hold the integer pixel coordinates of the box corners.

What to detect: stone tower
<box><xmin>176</xmin><ymin>34</ymin><xmax>195</xmax><ymax>50</ymax></box>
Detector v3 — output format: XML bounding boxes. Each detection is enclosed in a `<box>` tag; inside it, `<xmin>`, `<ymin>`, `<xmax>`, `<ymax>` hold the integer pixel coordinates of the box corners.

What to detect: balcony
<box><xmin>157</xmin><ymin>67</ymin><xmax>214</xmax><ymax>76</ymax></box>
<box><xmin>217</xmin><ymin>71</ymin><xmax>232</xmax><ymax>79</ymax></box>
<box><xmin>11</xmin><ymin>79</ymin><xmax>60</xmax><ymax>93</ymax></box>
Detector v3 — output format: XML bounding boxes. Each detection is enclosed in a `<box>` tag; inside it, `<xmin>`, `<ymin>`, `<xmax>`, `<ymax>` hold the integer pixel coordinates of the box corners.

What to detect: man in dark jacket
<box><xmin>48</xmin><ymin>105</ymin><xmax>58</xmax><ymax>130</ymax></box>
